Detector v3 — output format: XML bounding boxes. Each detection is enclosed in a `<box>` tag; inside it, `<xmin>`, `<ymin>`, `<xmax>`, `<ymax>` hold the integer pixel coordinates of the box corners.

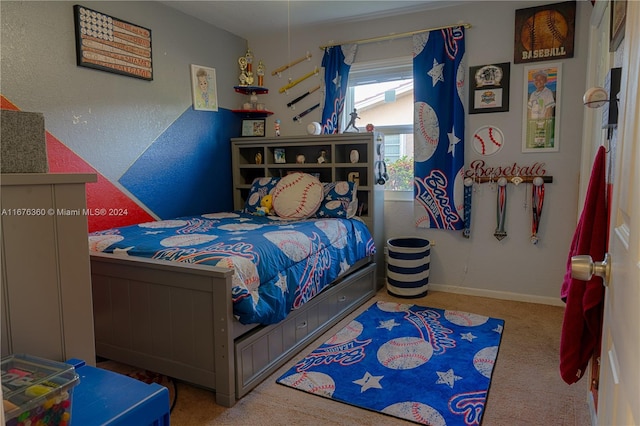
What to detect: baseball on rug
<box><xmin>277</xmin><ymin>301</ymin><xmax>505</xmax><ymax>425</ymax></box>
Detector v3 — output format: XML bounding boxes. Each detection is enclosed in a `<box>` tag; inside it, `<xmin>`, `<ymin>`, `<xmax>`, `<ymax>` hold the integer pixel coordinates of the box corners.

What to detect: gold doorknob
<box><xmin>571</xmin><ymin>253</ymin><xmax>611</xmax><ymax>286</ymax></box>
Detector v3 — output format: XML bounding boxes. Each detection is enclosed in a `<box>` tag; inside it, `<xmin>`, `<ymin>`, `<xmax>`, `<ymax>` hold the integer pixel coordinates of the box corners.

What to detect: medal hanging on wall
<box><xmin>494</xmin><ymin>177</ymin><xmax>508</xmax><ymax>241</ymax></box>
<box><xmin>530</xmin><ymin>177</ymin><xmax>545</xmax><ymax>244</ymax></box>
<box><xmin>463</xmin><ymin>177</ymin><xmax>474</xmax><ymax>238</ymax></box>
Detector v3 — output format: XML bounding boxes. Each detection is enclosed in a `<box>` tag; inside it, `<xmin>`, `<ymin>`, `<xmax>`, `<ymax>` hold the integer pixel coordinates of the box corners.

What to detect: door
<box><xmin>596</xmin><ymin>2</ymin><xmax>640</xmax><ymax>424</ymax></box>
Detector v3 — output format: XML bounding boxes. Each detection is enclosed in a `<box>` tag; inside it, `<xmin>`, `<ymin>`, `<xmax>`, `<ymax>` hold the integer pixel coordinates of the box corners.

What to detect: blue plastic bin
<box><xmin>67</xmin><ymin>359</ymin><xmax>170</xmax><ymax>426</ymax></box>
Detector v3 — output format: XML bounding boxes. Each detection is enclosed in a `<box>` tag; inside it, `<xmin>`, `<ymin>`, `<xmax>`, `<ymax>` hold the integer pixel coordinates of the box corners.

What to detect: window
<box><xmin>345</xmin><ymin>58</ymin><xmax>413</xmax><ymax>191</ymax></box>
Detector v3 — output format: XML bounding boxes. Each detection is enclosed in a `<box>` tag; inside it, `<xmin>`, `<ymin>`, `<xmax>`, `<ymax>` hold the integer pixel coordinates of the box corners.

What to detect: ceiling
<box><xmin>160</xmin><ymin>1</ymin><xmax>465</xmax><ymax>39</ymax></box>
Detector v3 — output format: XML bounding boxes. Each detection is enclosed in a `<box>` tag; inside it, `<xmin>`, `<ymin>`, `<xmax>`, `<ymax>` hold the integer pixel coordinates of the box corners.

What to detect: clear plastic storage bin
<box><xmin>2</xmin><ymin>354</ymin><xmax>79</xmax><ymax>426</ymax></box>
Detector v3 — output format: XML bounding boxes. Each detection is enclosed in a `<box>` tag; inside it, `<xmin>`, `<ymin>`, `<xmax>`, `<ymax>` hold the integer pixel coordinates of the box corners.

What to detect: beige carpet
<box><xmin>99</xmin><ymin>289</ymin><xmax>592</xmax><ymax>425</ymax></box>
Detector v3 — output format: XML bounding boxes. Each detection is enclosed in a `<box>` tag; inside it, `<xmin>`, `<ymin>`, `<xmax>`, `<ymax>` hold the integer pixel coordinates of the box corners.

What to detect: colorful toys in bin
<box><xmin>2</xmin><ymin>354</ymin><xmax>79</xmax><ymax>426</ymax></box>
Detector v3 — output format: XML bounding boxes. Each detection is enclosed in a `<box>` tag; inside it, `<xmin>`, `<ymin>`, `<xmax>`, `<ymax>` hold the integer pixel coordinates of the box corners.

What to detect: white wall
<box><xmin>248</xmin><ymin>1</ymin><xmax>593</xmax><ymax>305</ymax></box>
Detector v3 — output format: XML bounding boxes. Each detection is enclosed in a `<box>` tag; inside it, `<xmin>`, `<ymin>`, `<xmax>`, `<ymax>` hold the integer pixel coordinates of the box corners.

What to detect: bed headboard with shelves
<box><xmin>231</xmin><ymin>133</ymin><xmax>385</xmax><ymax>289</ymax></box>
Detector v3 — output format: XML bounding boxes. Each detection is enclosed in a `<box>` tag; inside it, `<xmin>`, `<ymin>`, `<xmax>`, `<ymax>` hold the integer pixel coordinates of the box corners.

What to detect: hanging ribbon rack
<box><xmin>272</xmin><ymin>52</ymin><xmax>312</xmax><ymax>76</ymax></box>
<box><xmin>279</xmin><ymin>67</ymin><xmax>319</xmax><ymax>93</ymax></box>
<box><xmin>471</xmin><ymin>175</ymin><xmax>553</xmax><ymax>185</ymax></box>
<box><xmin>319</xmin><ymin>22</ymin><xmax>471</xmax><ymax>49</ymax></box>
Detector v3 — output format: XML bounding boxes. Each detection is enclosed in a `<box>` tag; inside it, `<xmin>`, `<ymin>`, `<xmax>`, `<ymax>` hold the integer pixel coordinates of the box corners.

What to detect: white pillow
<box><xmin>272</xmin><ymin>172</ymin><xmax>323</xmax><ymax>219</ymax></box>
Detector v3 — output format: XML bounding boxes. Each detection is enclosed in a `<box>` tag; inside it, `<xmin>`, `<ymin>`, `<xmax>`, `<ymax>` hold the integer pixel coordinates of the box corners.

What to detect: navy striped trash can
<box><xmin>386</xmin><ymin>237</ymin><xmax>430</xmax><ymax>298</ymax></box>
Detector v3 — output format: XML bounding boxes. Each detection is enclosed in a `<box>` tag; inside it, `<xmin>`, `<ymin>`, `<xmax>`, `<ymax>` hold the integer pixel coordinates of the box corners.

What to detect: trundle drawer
<box><xmin>234</xmin><ymin>262</ymin><xmax>376</xmax><ymax>397</ymax></box>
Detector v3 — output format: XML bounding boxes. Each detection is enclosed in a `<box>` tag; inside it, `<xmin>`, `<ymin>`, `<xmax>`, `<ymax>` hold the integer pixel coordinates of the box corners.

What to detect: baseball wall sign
<box><xmin>514</xmin><ymin>1</ymin><xmax>576</xmax><ymax>64</ymax></box>
<box><xmin>472</xmin><ymin>125</ymin><xmax>504</xmax><ymax>156</ymax></box>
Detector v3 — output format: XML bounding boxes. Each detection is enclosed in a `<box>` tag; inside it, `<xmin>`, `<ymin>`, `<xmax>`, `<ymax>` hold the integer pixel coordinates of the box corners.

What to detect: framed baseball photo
<box><xmin>522</xmin><ymin>63</ymin><xmax>561</xmax><ymax>153</ymax></box>
<box><xmin>469</xmin><ymin>63</ymin><xmax>510</xmax><ymax>114</ymax></box>
<box><xmin>514</xmin><ymin>1</ymin><xmax>576</xmax><ymax>64</ymax></box>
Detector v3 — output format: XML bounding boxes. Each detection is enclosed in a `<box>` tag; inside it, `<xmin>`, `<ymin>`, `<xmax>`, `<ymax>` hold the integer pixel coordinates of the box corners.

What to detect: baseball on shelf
<box><xmin>472</xmin><ymin>125</ymin><xmax>504</xmax><ymax>156</ymax></box>
<box><xmin>306</xmin><ymin>121</ymin><xmax>321</xmax><ymax>135</ymax></box>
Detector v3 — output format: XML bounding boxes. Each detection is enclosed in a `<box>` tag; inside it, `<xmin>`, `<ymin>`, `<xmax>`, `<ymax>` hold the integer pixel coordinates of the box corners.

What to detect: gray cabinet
<box><xmin>1</xmin><ymin>173</ymin><xmax>97</xmax><ymax>364</ymax></box>
<box><xmin>231</xmin><ymin>133</ymin><xmax>385</xmax><ymax>289</ymax></box>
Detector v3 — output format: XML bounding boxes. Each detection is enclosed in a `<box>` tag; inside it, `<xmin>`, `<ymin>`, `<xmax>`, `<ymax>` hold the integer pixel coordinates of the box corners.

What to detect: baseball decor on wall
<box><xmin>513</xmin><ymin>1</ymin><xmax>576</xmax><ymax>64</ymax></box>
<box><xmin>472</xmin><ymin>125</ymin><xmax>504</xmax><ymax>156</ymax></box>
<box><xmin>73</xmin><ymin>5</ymin><xmax>153</xmax><ymax>80</ymax></box>
<box><xmin>469</xmin><ymin>63</ymin><xmax>510</xmax><ymax>114</ymax></box>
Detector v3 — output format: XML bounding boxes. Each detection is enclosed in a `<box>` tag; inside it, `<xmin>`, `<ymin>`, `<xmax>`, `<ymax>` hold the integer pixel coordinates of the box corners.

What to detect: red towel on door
<box><xmin>559</xmin><ymin>146</ymin><xmax>608</xmax><ymax>384</ymax></box>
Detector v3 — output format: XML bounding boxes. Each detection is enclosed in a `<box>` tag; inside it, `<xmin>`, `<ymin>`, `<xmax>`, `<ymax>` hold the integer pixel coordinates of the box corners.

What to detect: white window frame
<box><xmin>346</xmin><ymin>58</ymin><xmax>414</xmax><ymax>201</ymax></box>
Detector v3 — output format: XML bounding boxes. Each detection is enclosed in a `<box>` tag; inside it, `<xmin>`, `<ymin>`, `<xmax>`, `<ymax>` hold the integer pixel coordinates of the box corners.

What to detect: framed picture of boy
<box><xmin>190</xmin><ymin>64</ymin><xmax>218</xmax><ymax>111</ymax></box>
<box><xmin>522</xmin><ymin>63</ymin><xmax>561</xmax><ymax>152</ymax></box>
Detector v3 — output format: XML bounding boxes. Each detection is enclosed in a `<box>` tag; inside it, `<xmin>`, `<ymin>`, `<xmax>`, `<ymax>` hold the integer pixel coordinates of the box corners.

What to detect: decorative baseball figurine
<box><xmin>274</xmin><ymin>119</ymin><xmax>281</xmax><ymax>136</ymax></box>
<box><xmin>344</xmin><ymin>108</ymin><xmax>360</xmax><ymax>132</ymax></box>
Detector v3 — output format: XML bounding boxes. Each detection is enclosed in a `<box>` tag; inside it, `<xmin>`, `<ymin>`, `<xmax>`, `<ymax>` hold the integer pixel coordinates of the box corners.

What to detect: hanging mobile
<box><xmin>494</xmin><ymin>177</ymin><xmax>508</xmax><ymax>241</ymax></box>
<box><xmin>463</xmin><ymin>177</ymin><xmax>474</xmax><ymax>238</ymax></box>
<box><xmin>530</xmin><ymin>176</ymin><xmax>545</xmax><ymax>244</ymax></box>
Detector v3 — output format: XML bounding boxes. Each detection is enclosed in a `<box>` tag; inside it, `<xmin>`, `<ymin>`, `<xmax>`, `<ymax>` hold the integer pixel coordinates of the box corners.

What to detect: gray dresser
<box><xmin>1</xmin><ymin>173</ymin><xmax>97</xmax><ymax>364</ymax></box>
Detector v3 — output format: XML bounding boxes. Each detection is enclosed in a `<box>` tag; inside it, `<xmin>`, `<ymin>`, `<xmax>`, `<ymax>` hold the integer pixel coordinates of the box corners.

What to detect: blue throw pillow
<box><xmin>243</xmin><ymin>177</ymin><xmax>280</xmax><ymax>213</ymax></box>
<box><xmin>315</xmin><ymin>181</ymin><xmax>358</xmax><ymax>218</ymax></box>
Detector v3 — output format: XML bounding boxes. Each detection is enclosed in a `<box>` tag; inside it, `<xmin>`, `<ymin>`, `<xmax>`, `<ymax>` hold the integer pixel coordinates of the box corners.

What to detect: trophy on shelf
<box><xmin>257</xmin><ymin>60</ymin><xmax>265</xmax><ymax>87</ymax></box>
<box><xmin>238</xmin><ymin>49</ymin><xmax>255</xmax><ymax>86</ymax></box>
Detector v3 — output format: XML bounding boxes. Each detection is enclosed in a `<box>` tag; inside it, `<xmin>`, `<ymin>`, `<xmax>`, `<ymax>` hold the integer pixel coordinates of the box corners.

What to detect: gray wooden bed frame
<box><xmin>90</xmin><ymin>251</ymin><xmax>376</xmax><ymax>407</ymax></box>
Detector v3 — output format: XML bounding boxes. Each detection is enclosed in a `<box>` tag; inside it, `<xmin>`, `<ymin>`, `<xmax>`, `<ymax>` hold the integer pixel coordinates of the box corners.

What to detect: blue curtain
<box><xmin>321</xmin><ymin>44</ymin><xmax>357</xmax><ymax>134</ymax></box>
<box><xmin>413</xmin><ymin>27</ymin><xmax>466</xmax><ymax>230</ymax></box>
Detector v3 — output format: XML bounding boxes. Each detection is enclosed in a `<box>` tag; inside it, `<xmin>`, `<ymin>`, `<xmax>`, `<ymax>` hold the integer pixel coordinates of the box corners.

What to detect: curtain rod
<box><xmin>319</xmin><ymin>23</ymin><xmax>471</xmax><ymax>50</ymax></box>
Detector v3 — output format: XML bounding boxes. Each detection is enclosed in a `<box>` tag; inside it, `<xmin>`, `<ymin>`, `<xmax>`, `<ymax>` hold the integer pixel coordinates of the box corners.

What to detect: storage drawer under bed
<box><xmin>234</xmin><ymin>261</ymin><xmax>376</xmax><ymax>397</ymax></box>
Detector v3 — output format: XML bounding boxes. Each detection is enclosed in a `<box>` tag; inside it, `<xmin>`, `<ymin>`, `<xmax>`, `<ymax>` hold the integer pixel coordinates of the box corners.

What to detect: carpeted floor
<box><xmin>99</xmin><ymin>288</ymin><xmax>592</xmax><ymax>425</ymax></box>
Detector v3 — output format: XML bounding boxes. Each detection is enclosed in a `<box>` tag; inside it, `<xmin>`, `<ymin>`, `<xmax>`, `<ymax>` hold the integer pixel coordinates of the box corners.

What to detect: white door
<box><xmin>596</xmin><ymin>3</ymin><xmax>640</xmax><ymax>424</ymax></box>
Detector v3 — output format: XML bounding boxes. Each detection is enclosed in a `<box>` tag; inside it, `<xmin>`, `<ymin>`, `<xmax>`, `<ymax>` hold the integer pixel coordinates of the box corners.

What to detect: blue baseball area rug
<box><xmin>277</xmin><ymin>301</ymin><xmax>505</xmax><ymax>425</ymax></box>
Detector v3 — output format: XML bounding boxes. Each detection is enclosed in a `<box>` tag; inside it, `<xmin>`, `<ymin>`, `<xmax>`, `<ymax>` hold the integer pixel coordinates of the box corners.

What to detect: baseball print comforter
<box><xmin>89</xmin><ymin>212</ymin><xmax>376</xmax><ymax>325</ymax></box>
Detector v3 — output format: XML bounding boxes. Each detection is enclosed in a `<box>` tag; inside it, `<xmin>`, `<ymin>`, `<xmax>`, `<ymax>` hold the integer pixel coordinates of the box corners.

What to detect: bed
<box><xmin>88</xmin><ymin>173</ymin><xmax>378</xmax><ymax>407</ymax></box>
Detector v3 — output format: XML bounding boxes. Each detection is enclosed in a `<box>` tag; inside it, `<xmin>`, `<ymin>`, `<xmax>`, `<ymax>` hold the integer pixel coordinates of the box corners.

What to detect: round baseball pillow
<box><xmin>272</xmin><ymin>172</ymin><xmax>323</xmax><ymax>219</ymax></box>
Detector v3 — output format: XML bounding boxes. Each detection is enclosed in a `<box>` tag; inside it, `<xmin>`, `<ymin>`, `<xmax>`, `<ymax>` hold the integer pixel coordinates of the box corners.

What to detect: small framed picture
<box><xmin>469</xmin><ymin>63</ymin><xmax>510</xmax><ymax>114</ymax></box>
<box><xmin>274</xmin><ymin>148</ymin><xmax>286</xmax><ymax>163</ymax></box>
<box><xmin>190</xmin><ymin>64</ymin><xmax>218</xmax><ymax>111</ymax></box>
<box><xmin>241</xmin><ymin>119</ymin><xmax>265</xmax><ymax>137</ymax></box>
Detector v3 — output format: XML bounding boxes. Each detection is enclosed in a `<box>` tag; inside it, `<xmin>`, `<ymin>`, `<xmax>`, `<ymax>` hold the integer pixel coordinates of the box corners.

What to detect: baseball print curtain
<box><xmin>413</xmin><ymin>27</ymin><xmax>466</xmax><ymax>230</ymax></box>
<box><xmin>321</xmin><ymin>44</ymin><xmax>357</xmax><ymax>134</ymax></box>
